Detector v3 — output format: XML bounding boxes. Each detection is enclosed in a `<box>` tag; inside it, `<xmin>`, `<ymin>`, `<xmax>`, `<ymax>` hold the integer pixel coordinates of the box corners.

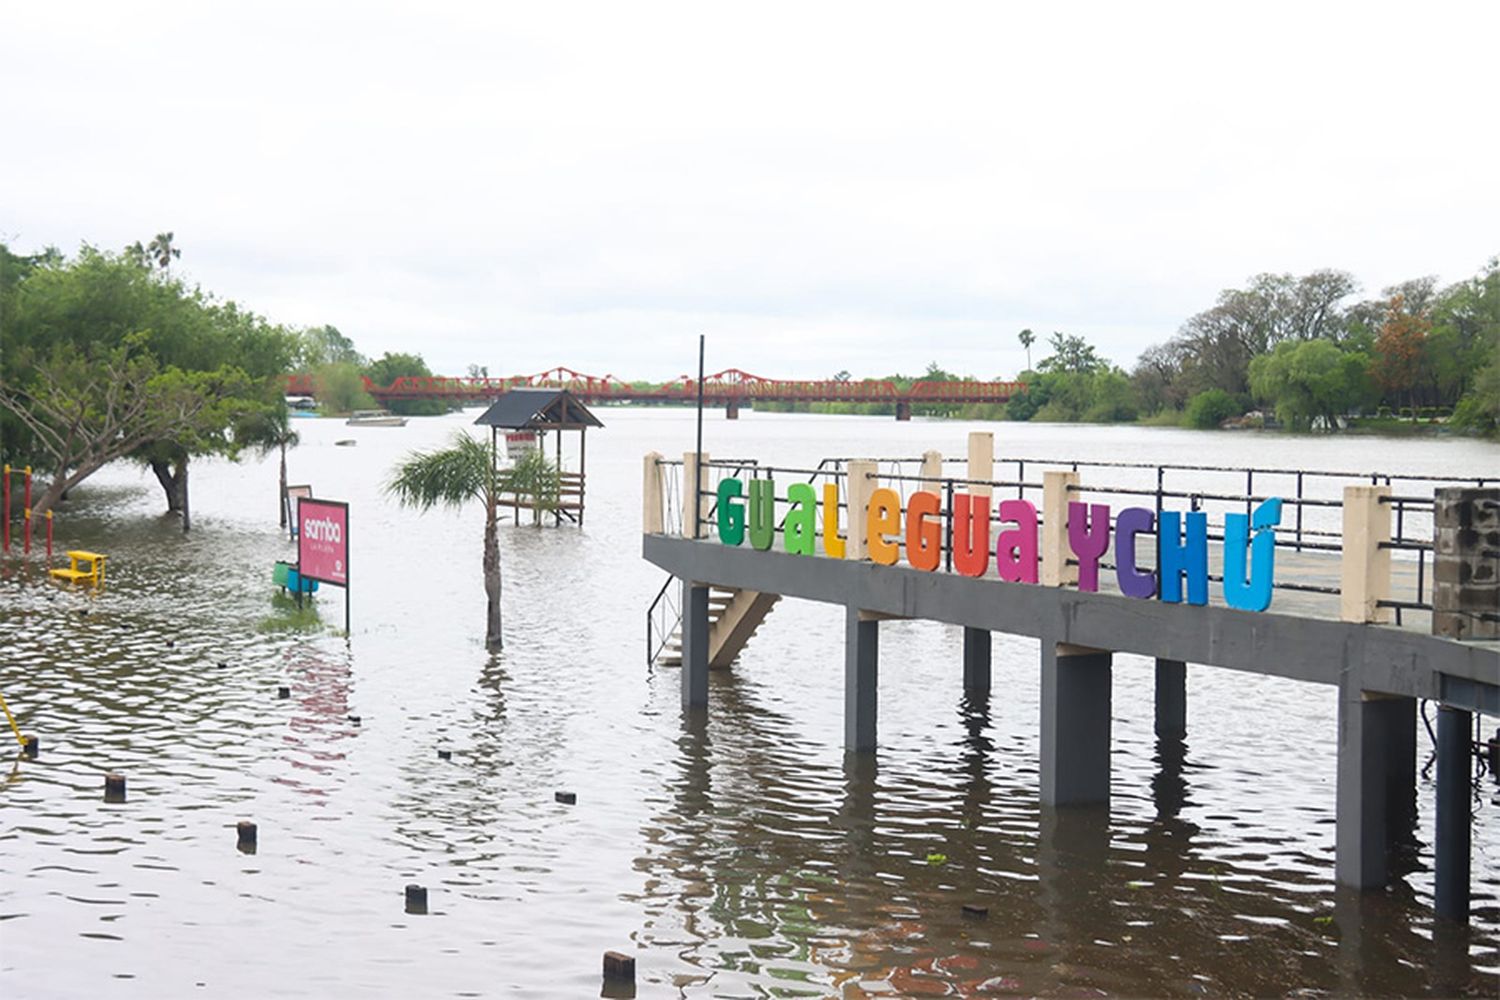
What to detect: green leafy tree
<box><xmin>1249</xmin><ymin>339</ymin><xmax>1370</xmax><ymax>431</ymax></box>
<box><xmin>386</xmin><ymin>432</ymin><xmax>508</xmax><ymax>648</ymax></box>
<box><xmin>314</xmin><ymin>362</ymin><xmax>376</xmax><ymax>414</ymax></box>
<box><xmin>1184</xmin><ymin>388</ymin><xmax>1242</xmax><ymax>429</ymax></box>
<box><xmin>363</xmin><ymin>351</ymin><xmax>446</xmax><ymax>416</ymax></box>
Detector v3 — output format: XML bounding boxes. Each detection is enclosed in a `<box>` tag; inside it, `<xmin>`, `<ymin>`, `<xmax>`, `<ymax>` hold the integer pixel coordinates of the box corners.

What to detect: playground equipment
<box><xmin>0</xmin><ymin>689</ymin><xmax>32</xmax><ymax>754</ymax></box>
<box><xmin>50</xmin><ymin>549</ymin><xmax>107</xmax><ymax>585</ymax></box>
<box><xmin>2</xmin><ymin>464</ymin><xmax>32</xmax><ymax>554</ymax></box>
<box><xmin>273</xmin><ymin>560</ymin><xmax>319</xmax><ymax>595</ymax></box>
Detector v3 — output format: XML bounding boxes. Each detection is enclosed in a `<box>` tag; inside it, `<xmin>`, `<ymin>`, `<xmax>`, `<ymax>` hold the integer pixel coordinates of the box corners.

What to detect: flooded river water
<box><xmin>1</xmin><ymin>409</ymin><xmax>1496</xmax><ymax>997</ymax></box>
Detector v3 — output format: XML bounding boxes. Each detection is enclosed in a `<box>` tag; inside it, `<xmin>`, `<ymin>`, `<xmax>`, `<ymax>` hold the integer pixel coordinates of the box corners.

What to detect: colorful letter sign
<box><xmin>298</xmin><ymin>498</ymin><xmax>349</xmax><ymax>587</ymax></box>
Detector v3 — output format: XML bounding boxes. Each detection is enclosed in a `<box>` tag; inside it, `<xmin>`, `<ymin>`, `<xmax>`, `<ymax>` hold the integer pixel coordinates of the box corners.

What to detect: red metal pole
<box><xmin>23</xmin><ymin>510</ymin><xmax>30</xmax><ymax>555</ymax></box>
<box><xmin>45</xmin><ymin>511</ymin><xmax>53</xmax><ymax>561</ymax></box>
<box><xmin>2</xmin><ymin>464</ymin><xmax>9</xmax><ymax>553</ymax></box>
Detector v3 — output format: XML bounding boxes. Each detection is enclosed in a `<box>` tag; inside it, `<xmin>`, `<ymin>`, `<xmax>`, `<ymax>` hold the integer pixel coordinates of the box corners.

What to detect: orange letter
<box><xmin>952</xmin><ymin>493</ymin><xmax>990</xmax><ymax>577</ymax></box>
<box><xmin>867</xmin><ymin>487</ymin><xmax>901</xmax><ymax>565</ymax></box>
<box><xmin>822</xmin><ymin>481</ymin><xmax>845</xmax><ymax>559</ymax></box>
<box><xmin>905</xmin><ymin>490</ymin><xmax>941</xmax><ymax>571</ymax></box>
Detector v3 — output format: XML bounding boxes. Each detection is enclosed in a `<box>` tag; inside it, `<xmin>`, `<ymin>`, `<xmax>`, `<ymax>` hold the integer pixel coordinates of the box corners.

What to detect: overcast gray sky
<box><xmin>3</xmin><ymin>2</ymin><xmax>1497</xmax><ymax>381</ymax></box>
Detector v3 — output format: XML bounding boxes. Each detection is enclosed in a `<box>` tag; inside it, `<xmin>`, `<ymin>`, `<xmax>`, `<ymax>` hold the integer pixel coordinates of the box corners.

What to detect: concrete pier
<box><xmin>681</xmin><ymin>582</ymin><xmax>710</xmax><ymax>709</ymax></box>
<box><xmin>963</xmin><ymin>627</ymin><xmax>991</xmax><ymax>693</ymax></box>
<box><xmin>1335</xmin><ymin>685</ymin><xmax>1416</xmax><ymax>889</ymax></box>
<box><xmin>1435</xmin><ymin>705</ymin><xmax>1472</xmax><ymax>920</ymax></box>
<box><xmin>1041</xmin><ymin>644</ymin><xmax>1113</xmax><ymax>807</ymax></box>
<box><xmin>1154</xmin><ymin>658</ymin><xmax>1187</xmax><ymax>738</ymax></box>
<box><xmin>845</xmin><ymin>610</ymin><xmax>879</xmax><ymax>752</ymax></box>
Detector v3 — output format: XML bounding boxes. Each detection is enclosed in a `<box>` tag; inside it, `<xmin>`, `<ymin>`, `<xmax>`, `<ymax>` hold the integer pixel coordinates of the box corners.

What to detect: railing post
<box><xmin>642</xmin><ymin>452</ymin><xmax>664</xmax><ymax>535</ymax></box>
<box><xmin>846</xmin><ymin>460</ymin><xmax>877</xmax><ymax>561</ymax></box>
<box><xmin>1340</xmin><ymin>485</ymin><xmax>1392</xmax><ymax>623</ymax></box>
<box><xmin>967</xmin><ymin>432</ymin><xmax>993</xmax><ymax>498</ymax></box>
<box><xmin>681</xmin><ymin>451</ymin><xmax>711</xmax><ymax>539</ymax></box>
<box><xmin>920</xmin><ymin>450</ymin><xmax>943</xmax><ymax>493</ymax></box>
<box><xmin>1042</xmin><ymin>470</ymin><xmax>1080</xmax><ymax>587</ymax></box>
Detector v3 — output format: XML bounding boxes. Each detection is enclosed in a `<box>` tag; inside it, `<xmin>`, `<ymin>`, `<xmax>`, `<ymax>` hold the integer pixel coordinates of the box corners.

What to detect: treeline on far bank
<box><xmin>758</xmin><ymin>257</ymin><xmax>1500</xmax><ymax>437</ymax></box>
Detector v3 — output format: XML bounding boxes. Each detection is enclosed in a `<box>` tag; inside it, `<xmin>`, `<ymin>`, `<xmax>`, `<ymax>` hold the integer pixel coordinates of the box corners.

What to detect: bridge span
<box><xmin>285</xmin><ymin>366</ymin><xmax>1025</xmax><ymax>419</ymax></box>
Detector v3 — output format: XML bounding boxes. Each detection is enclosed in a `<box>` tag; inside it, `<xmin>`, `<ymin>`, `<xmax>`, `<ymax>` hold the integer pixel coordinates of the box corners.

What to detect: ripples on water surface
<box><xmin>1</xmin><ymin>411</ymin><xmax>1496</xmax><ymax>997</ymax></box>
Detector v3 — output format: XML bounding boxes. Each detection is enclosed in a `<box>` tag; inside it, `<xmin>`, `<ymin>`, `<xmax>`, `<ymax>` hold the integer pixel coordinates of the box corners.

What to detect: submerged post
<box><xmin>1040</xmin><ymin>642</ymin><xmax>1112</xmax><ymax>806</ymax></box>
<box><xmin>845</xmin><ymin>609</ymin><xmax>879</xmax><ymax>751</ymax></box>
<box><xmin>681</xmin><ymin>582</ymin><xmax>710</xmax><ymax>709</ymax></box>
<box><xmin>964</xmin><ymin>433</ymin><xmax>994</xmax><ymax>683</ymax></box>
<box><xmin>1340</xmin><ymin>485</ymin><xmax>1392</xmax><ymax>623</ymax></box>
<box><xmin>1434</xmin><ymin>705</ymin><xmax>1472</xmax><ymax>921</ymax></box>
<box><xmin>1154</xmin><ymin>658</ymin><xmax>1186</xmax><ymax>738</ymax></box>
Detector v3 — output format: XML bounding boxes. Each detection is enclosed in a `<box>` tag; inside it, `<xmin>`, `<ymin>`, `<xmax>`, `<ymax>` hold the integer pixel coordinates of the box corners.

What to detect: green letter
<box><xmin>784</xmin><ymin>483</ymin><xmax>816</xmax><ymax>555</ymax></box>
<box><xmin>717</xmin><ymin>478</ymin><xmax>745</xmax><ymax>545</ymax></box>
<box><xmin>748</xmin><ymin>478</ymin><xmax>776</xmax><ymax>550</ymax></box>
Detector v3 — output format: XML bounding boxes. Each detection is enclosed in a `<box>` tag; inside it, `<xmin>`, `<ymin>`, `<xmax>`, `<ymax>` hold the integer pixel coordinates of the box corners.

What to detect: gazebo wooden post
<box><xmin>579</xmin><ymin>425</ymin><xmax>587</xmax><ymax>527</ymax></box>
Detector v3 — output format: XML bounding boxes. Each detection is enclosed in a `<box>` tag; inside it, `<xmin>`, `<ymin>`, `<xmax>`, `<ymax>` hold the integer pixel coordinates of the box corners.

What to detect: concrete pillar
<box><xmin>642</xmin><ymin>452</ymin><xmax>664</xmax><ymax>534</ymax></box>
<box><xmin>1154</xmin><ymin>658</ymin><xmax>1186</xmax><ymax>738</ymax></box>
<box><xmin>1335</xmin><ymin>685</ymin><xmax>1409</xmax><ymax>888</ymax></box>
<box><xmin>963</xmin><ymin>627</ymin><xmax>991</xmax><ymax>693</ymax></box>
<box><xmin>1340</xmin><ymin>485</ymin><xmax>1392</xmax><ymax>623</ymax></box>
<box><xmin>681</xmin><ymin>451</ymin><xmax>712</xmax><ymax>539</ymax></box>
<box><xmin>1041</xmin><ymin>471</ymin><xmax>1080</xmax><ymax>587</ymax></box>
<box><xmin>966</xmin><ymin>432</ymin><xmax>994</xmax><ymax>498</ymax></box>
<box><xmin>725</xmin><ymin>400</ymin><xmax>740</xmax><ymax>420</ymax></box>
<box><xmin>1434</xmin><ymin>705</ymin><xmax>1472</xmax><ymax>921</ymax></box>
<box><xmin>920</xmin><ymin>450</ymin><xmax>943</xmax><ymax>493</ymax></box>
<box><xmin>894</xmin><ymin>400</ymin><xmax>911</xmax><ymax>421</ymax></box>
<box><xmin>845</xmin><ymin>609</ymin><xmax>879</xmax><ymax>752</ymax></box>
<box><xmin>1433</xmin><ymin>487</ymin><xmax>1500</xmax><ymax>640</ymax></box>
<box><xmin>681</xmin><ymin>582</ymin><xmax>710</xmax><ymax>709</ymax></box>
<box><xmin>1040</xmin><ymin>643</ymin><xmax>1112</xmax><ymax>806</ymax></box>
<box><xmin>845</xmin><ymin>460</ymin><xmax>877</xmax><ymax>561</ymax></box>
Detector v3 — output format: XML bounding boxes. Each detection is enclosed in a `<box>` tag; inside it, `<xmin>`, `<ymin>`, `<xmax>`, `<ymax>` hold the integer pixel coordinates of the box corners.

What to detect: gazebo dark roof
<box><xmin>472</xmin><ymin>388</ymin><xmax>604</xmax><ymax>431</ymax></box>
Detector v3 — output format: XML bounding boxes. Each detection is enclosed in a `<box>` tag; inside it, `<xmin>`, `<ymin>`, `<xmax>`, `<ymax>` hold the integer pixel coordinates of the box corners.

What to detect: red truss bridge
<box><xmin>285</xmin><ymin>366</ymin><xmax>1025</xmax><ymax>420</ymax></box>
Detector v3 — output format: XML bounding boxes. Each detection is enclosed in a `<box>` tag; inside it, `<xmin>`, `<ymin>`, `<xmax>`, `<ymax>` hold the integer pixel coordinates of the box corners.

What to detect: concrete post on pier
<box><xmin>1435</xmin><ymin>705</ymin><xmax>1473</xmax><ymax>921</ymax></box>
<box><xmin>681</xmin><ymin>581</ymin><xmax>710</xmax><ymax>709</ymax></box>
<box><xmin>1154</xmin><ymin>658</ymin><xmax>1187</xmax><ymax>738</ymax></box>
<box><xmin>1041</xmin><ymin>471</ymin><xmax>1080</xmax><ymax>587</ymax></box>
<box><xmin>964</xmin><ymin>432</ymin><xmax>995</xmax><ymax>692</ymax></box>
<box><xmin>1040</xmin><ymin>642</ymin><xmax>1112</xmax><ymax>806</ymax></box>
<box><xmin>682</xmin><ymin>451</ymin><xmax>711</xmax><ymax>539</ymax></box>
<box><xmin>920</xmin><ymin>450</ymin><xmax>942</xmax><ymax>492</ymax></box>
<box><xmin>1335</xmin><ymin>683</ymin><xmax>1417</xmax><ymax>890</ymax></box>
<box><xmin>1433</xmin><ymin>487</ymin><xmax>1500</xmax><ymax>641</ymax></box>
<box><xmin>846</xmin><ymin>460</ymin><xmax>877</xmax><ymax>561</ymax></box>
<box><xmin>642</xmin><ymin>452</ymin><xmax>665</xmax><ymax>535</ymax></box>
<box><xmin>845</xmin><ymin>609</ymin><xmax>879</xmax><ymax>752</ymax></box>
<box><xmin>1340</xmin><ymin>485</ymin><xmax>1392</xmax><ymax>623</ymax></box>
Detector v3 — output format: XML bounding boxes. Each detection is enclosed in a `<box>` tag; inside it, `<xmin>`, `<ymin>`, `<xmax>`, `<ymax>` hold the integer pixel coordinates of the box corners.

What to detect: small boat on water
<box><xmin>345</xmin><ymin>409</ymin><xmax>408</xmax><ymax>427</ymax></box>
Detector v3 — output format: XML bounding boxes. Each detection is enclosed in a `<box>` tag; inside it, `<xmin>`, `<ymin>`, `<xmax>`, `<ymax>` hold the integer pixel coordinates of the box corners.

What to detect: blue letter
<box><xmin>1223</xmin><ymin>498</ymin><xmax>1283</xmax><ymax>612</ymax></box>
<box><xmin>1158</xmin><ymin>509</ymin><xmax>1208</xmax><ymax>605</ymax></box>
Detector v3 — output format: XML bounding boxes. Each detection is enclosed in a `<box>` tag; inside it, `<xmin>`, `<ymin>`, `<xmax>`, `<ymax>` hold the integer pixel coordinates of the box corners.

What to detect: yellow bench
<box><xmin>50</xmin><ymin>550</ymin><xmax>108</xmax><ymax>585</ymax></box>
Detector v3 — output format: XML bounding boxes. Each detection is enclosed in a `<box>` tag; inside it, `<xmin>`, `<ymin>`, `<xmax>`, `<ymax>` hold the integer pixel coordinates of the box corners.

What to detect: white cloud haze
<box><xmin>3</xmin><ymin>1</ymin><xmax>1497</xmax><ymax>380</ymax></box>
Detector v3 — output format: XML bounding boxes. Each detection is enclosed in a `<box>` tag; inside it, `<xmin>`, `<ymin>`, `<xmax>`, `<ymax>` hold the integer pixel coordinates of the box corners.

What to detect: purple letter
<box><xmin>1067</xmin><ymin>501</ymin><xmax>1111</xmax><ymax>592</ymax></box>
<box><xmin>1115</xmin><ymin>507</ymin><xmax>1157</xmax><ymax>599</ymax></box>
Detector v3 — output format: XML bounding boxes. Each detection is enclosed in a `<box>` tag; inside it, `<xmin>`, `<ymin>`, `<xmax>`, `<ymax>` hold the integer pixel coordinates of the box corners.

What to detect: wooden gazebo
<box><xmin>473</xmin><ymin>388</ymin><xmax>603</xmax><ymax>525</ymax></box>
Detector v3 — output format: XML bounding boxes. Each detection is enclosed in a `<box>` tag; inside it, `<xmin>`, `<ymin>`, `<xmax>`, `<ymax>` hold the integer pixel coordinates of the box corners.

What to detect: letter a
<box><xmin>995</xmin><ymin>499</ymin><xmax>1038</xmax><ymax>584</ymax></box>
<box><xmin>784</xmin><ymin>483</ymin><xmax>816</xmax><ymax>555</ymax></box>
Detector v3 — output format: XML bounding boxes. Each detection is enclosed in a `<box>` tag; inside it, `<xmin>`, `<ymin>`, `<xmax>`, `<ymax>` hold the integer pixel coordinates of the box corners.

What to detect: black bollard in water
<box><xmin>348</xmin><ymin>715</ymin><xmax>361</xmax><ymax>725</ymax></box>
<box><xmin>237</xmin><ymin>821</ymin><xmax>258</xmax><ymax>854</ymax></box>
<box><xmin>22</xmin><ymin>735</ymin><xmax>38</xmax><ymax>758</ymax></box>
<box><xmin>166</xmin><ymin>640</ymin><xmax>175</xmax><ymax>649</ymax></box>
<box><xmin>277</xmin><ymin>686</ymin><xmax>290</xmax><ymax>699</ymax></box>
<box><xmin>104</xmin><ymin>773</ymin><xmax>126</xmax><ymax>803</ymax></box>
<box><xmin>961</xmin><ymin>903</ymin><xmax>989</xmax><ymax>919</ymax></box>
<box><xmin>554</xmin><ymin>791</ymin><xmax>577</xmax><ymax>805</ymax></box>
<box><xmin>602</xmin><ymin>950</ymin><xmax>635</xmax><ymax>983</ymax></box>
<box><xmin>437</xmin><ymin>749</ymin><xmax>452</xmax><ymax>760</ymax></box>
<box><xmin>217</xmin><ymin>661</ymin><xmax>228</xmax><ymax>668</ymax></box>
<box><xmin>404</xmin><ymin>884</ymin><xmax>428</xmax><ymax>915</ymax></box>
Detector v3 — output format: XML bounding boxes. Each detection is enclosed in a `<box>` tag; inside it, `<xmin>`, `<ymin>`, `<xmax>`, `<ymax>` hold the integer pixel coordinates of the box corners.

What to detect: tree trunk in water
<box><xmin>151</xmin><ymin>459</ymin><xmax>184</xmax><ymax>513</ymax></box>
<box><xmin>483</xmin><ymin>496</ymin><xmax>502</xmax><ymax>648</ymax></box>
<box><xmin>279</xmin><ymin>443</ymin><xmax>288</xmax><ymax>528</ymax></box>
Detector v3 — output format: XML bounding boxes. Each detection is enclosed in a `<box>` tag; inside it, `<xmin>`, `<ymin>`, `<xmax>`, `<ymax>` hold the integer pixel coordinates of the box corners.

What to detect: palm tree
<box><xmin>1018</xmin><ymin>328</ymin><xmax>1036</xmax><ymax>372</ymax></box>
<box><xmin>245</xmin><ymin>402</ymin><xmax>301</xmax><ymax>527</ymax></box>
<box><xmin>387</xmin><ymin>431</ymin><xmax>506</xmax><ymax>648</ymax></box>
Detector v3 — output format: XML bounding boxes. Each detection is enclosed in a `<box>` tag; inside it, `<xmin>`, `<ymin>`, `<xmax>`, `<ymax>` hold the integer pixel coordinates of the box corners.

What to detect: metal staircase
<box><xmin>646</xmin><ymin>579</ymin><xmax>780</xmax><ymax>668</ymax></box>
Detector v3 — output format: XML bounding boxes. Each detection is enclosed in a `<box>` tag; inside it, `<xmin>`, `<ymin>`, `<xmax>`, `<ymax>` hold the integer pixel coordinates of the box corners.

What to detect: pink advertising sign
<box><xmin>297</xmin><ymin>499</ymin><xmax>349</xmax><ymax>586</ymax></box>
